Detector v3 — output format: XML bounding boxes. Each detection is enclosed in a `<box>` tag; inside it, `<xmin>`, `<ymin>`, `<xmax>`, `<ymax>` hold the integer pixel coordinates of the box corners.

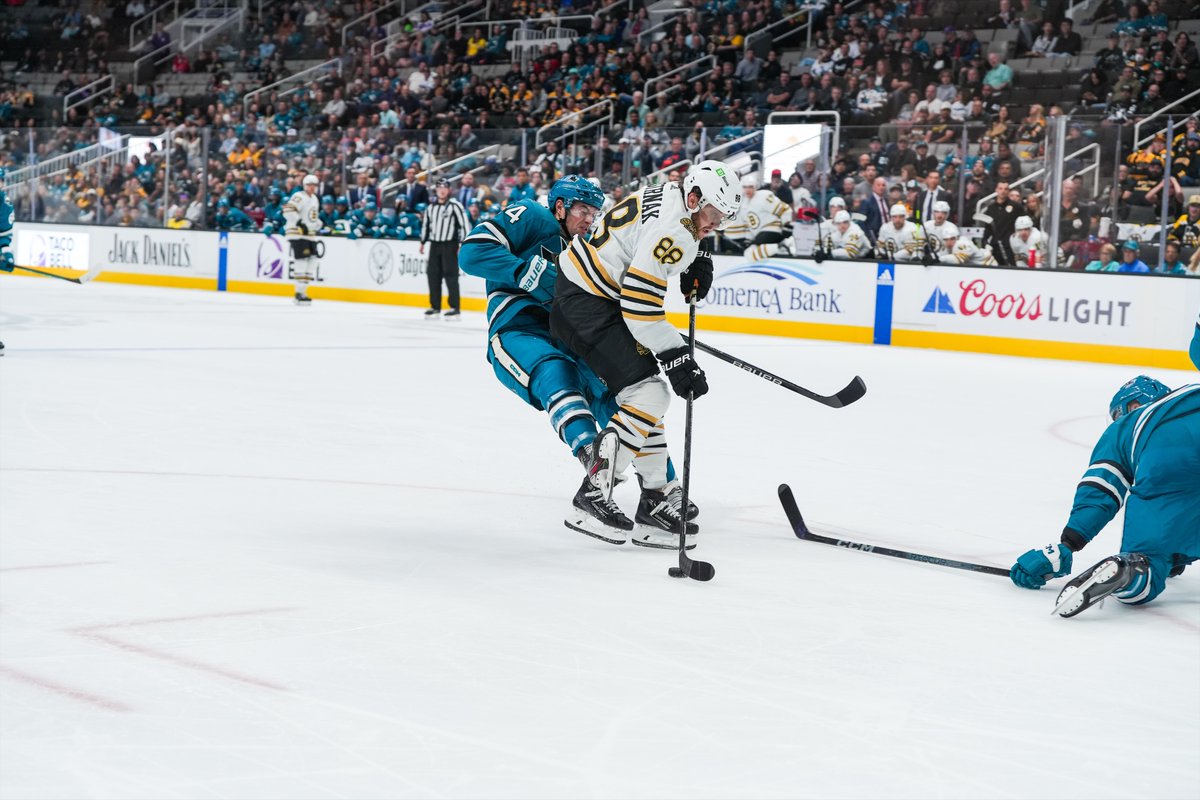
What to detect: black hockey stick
<box><xmin>11</xmin><ymin>263</ymin><xmax>102</xmax><ymax>284</ymax></box>
<box><xmin>668</xmin><ymin>297</ymin><xmax>715</xmax><ymax>582</ymax></box>
<box><xmin>778</xmin><ymin>483</ymin><xmax>1010</xmax><ymax>577</ymax></box>
<box><xmin>690</xmin><ymin>338</ymin><xmax>866</xmax><ymax>408</ymax></box>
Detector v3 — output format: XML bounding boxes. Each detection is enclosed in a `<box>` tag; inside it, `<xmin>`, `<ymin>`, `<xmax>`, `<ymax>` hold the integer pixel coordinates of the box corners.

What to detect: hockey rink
<box><xmin>1</xmin><ymin>276</ymin><xmax>1197</xmax><ymax>800</ymax></box>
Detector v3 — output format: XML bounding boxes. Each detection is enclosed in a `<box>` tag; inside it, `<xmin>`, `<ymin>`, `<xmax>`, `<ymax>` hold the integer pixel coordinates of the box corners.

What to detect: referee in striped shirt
<box><xmin>420</xmin><ymin>177</ymin><xmax>472</xmax><ymax>319</ymax></box>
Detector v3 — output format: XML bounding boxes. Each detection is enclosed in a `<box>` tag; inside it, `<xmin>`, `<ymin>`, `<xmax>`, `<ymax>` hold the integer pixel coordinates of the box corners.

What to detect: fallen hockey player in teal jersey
<box><xmin>1011</xmin><ymin>375</ymin><xmax>1200</xmax><ymax>617</ymax></box>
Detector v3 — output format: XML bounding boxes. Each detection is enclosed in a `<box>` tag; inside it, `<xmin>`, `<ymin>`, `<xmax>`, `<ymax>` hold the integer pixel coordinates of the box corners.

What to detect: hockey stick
<box><xmin>668</xmin><ymin>296</ymin><xmax>715</xmax><ymax>582</ymax></box>
<box><xmin>689</xmin><ymin>337</ymin><xmax>866</xmax><ymax>409</ymax></box>
<box><xmin>11</xmin><ymin>263</ymin><xmax>103</xmax><ymax>284</ymax></box>
<box><xmin>778</xmin><ymin>483</ymin><xmax>1010</xmax><ymax>577</ymax></box>
<box><xmin>914</xmin><ymin>207</ymin><xmax>936</xmax><ymax>267</ymax></box>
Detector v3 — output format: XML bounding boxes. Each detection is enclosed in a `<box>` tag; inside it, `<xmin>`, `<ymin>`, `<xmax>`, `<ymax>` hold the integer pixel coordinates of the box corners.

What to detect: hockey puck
<box><xmin>667</xmin><ymin>567</ymin><xmax>686</xmax><ymax>578</ymax></box>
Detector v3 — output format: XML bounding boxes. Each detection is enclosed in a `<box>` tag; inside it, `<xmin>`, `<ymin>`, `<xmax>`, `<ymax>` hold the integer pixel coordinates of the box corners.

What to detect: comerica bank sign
<box><xmin>702</xmin><ymin>261</ymin><xmax>845</xmax><ymax>316</ymax></box>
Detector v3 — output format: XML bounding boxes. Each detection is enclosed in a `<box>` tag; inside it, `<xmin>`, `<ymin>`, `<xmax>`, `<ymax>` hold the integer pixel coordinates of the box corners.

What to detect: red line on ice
<box><xmin>0</xmin><ymin>663</ymin><xmax>132</xmax><ymax>711</ymax></box>
<box><xmin>70</xmin><ymin>607</ymin><xmax>296</xmax><ymax>691</ymax></box>
<box><xmin>0</xmin><ymin>561</ymin><xmax>110</xmax><ymax>572</ymax></box>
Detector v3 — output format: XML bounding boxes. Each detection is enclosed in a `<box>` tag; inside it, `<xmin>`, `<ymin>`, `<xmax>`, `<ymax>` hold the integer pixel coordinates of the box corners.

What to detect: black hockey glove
<box><xmin>812</xmin><ymin>247</ymin><xmax>826</xmax><ymax>264</ymax></box>
<box><xmin>680</xmin><ymin>249</ymin><xmax>713</xmax><ymax>300</ymax></box>
<box><xmin>658</xmin><ymin>346</ymin><xmax>708</xmax><ymax>399</ymax></box>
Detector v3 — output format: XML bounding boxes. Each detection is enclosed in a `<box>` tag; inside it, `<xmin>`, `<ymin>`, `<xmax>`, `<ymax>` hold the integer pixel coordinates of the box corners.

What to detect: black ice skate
<box><xmin>637</xmin><ymin>474</ymin><xmax>699</xmax><ymax>520</ymax></box>
<box><xmin>294</xmin><ymin>292</ymin><xmax>312</xmax><ymax>306</ymax></box>
<box><xmin>564</xmin><ymin>429</ymin><xmax>632</xmax><ymax>544</ymax></box>
<box><xmin>631</xmin><ymin>487</ymin><xmax>698</xmax><ymax>550</ymax></box>
<box><xmin>443</xmin><ymin>309</ymin><xmax>461</xmax><ymax>320</ymax></box>
<box><xmin>1053</xmin><ymin>554</ymin><xmax>1150</xmax><ymax>618</ymax></box>
<box><xmin>423</xmin><ymin>308</ymin><xmax>440</xmax><ymax>319</ymax></box>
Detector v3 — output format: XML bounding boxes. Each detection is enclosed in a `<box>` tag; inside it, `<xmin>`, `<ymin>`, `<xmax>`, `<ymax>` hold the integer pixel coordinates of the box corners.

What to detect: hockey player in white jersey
<box><xmin>1009</xmin><ymin>215</ymin><xmax>1047</xmax><ymax>268</ymax></box>
<box><xmin>938</xmin><ymin>223</ymin><xmax>998</xmax><ymax>266</ymax></box>
<box><xmin>826</xmin><ymin>196</ymin><xmax>847</xmax><ymax>220</ymax></box>
<box><xmin>725</xmin><ymin>174</ymin><xmax>793</xmax><ymax>261</ymax></box>
<box><xmin>283</xmin><ymin>174</ymin><xmax>324</xmax><ymax>305</ymax></box>
<box><xmin>876</xmin><ymin>204</ymin><xmax>926</xmax><ymax>262</ymax></box>
<box><xmin>824</xmin><ymin>210</ymin><xmax>870</xmax><ymax>259</ymax></box>
<box><xmin>923</xmin><ymin>200</ymin><xmax>954</xmax><ymax>257</ymax></box>
<box><xmin>550</xmin><ymin>160</ymin><xmax>741</xmax><ymax>544</ymax></box>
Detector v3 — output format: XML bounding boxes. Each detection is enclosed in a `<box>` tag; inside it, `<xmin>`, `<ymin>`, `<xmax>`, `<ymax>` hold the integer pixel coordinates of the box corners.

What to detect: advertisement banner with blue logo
<box><xmin>890</xmin><ymin>263</ymin><xmax>1200</xmax><ymax>366</ymax></box>
<box><xmin>663</xmin><ymin>256</ymin><xmax>878</xmax><ymax>342</ymax></box>
<box><xmin>221</xmin><ymin>233</ymin><xmax>489</xmax><ymax>305</ymax></box>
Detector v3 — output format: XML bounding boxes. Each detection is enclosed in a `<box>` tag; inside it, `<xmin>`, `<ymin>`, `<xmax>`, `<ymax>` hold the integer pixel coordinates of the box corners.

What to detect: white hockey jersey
<box><xmin>283</xmin><ymin>189</ymin><xmax>321</xmax><ymax>238</ymax></box>
<box><xmin>876</xmin><ymin>220</ymin><xmax>926</xmax><ymax>262</ymax></box>
<box><xmin>923</xmin><ymin>220</ymin><xmax>953</xmax><ymax>256</ymax></box>
<box><xmin>939</xmin><ymin>238</ymin><xmax>997</xmax><ymax>266</ymax></box>
<box><xmin>824</xmin><ymin>222</ymin><xmax>870</xmax><ymax>259</ymax></box>
<box><xmin>559</xmin><ymin>182</ymin><xmax>699</xmax><ymax>355</ymax></box>
<box><xmin>1009</xmin><ymin>228</ymin><xmax>1048</xmax><ymax>268</ymax></box>
<box><xmin>725</xmin><ymin>189</ymin><xmax>791</xmax><ymax>241</ymax></box>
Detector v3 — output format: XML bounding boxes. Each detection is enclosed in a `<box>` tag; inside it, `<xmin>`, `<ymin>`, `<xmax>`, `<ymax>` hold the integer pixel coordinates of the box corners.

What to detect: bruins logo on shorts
<box><xmin>926</xmin><ymin>236</ymin><xmax>944</xmax><ymax>255</ymax></box>
<box><xmin>635</xmin><ymin>343</ymin><xmax>651</xmax><ymax>356</ymax></box>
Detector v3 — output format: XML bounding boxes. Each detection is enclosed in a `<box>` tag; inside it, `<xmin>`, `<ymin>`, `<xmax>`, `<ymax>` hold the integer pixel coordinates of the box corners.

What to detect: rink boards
<box><xmin>9</xmin><ymin>221</ymin><xmax>1199</xmax><ymax>370</ymax></box>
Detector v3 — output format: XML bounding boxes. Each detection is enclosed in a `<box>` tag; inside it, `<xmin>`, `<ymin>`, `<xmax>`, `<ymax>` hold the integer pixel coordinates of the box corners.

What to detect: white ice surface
<box><xmin>1</xmin><ymin>277</ymin><xmax>1197</xmax><ymax>800</ymax></box>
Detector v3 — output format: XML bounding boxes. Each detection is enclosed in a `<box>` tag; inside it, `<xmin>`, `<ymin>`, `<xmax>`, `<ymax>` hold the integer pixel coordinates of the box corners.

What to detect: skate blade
<box><xmin>1053</xmin><ymin>560</ymin><xmax>1121</xmax><ymax>618</ymax></box>
<box><xmin>630</xmin><ymin>525</ymin><xmax>697</xmax><ymax>551</ymax></box>
<box><xmin>564</xmin><ymin>516</ymin><xmax>629</xmax><ymax>545</ymax></box>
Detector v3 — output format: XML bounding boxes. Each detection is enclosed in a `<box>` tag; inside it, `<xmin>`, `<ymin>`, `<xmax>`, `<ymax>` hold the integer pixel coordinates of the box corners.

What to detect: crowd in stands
<box><xmin>1</xmin><ymin>0</ymin><xmax>1198</xmax><ymax>274</ymax></box>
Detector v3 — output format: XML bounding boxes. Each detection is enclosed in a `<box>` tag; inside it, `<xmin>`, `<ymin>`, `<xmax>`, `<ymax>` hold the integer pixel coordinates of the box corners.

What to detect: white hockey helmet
<box><xmin>740</xmin><ymin>173</ymin><xmax>759</xmax><ymax>188</ymax></box>
<box><xmin>828</xmin><ymin>196</ymin><xmax>847</xmax><ymax>209</ymax></box>
<box><xmin>941</xmin><ymin>222</ymin><xmax>959</xmax><ymax>239</ymax></box>
<box><xmin>833</xmin><ymin>210</ymin><xmax>851</xmax><ymax>223</ymax></box>
<box><xmin>303</xmin><ymin>174</ymin><xmax>319</xmax><ymax>187</ymax></box>
<box><xmin>684</xmin><ymin>160</ymin><xmax>742</xmax><ymax>221</ymax></box>
<box><xmin>1014</xmin><ymin>215</ymin><xmax>1033</xmax><ymax>230</ymax></box>
<box><xmin>890</xmin><ymin>203</ymin><xmax>908</xmax><ymax>218</ymax></box>
<box><xmin>933</xmin><ymin>200</ymin><xmax>951</xmax><ymax>214</ymax></box>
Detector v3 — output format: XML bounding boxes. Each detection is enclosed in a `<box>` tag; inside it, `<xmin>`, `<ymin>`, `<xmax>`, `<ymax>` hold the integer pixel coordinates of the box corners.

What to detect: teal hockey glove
<box><xmin>0</xmin><ymin>251</ymin><xmax>14</xmax><ymax>272</ymax></box>
<box><xmin>1011</xmin><ymin>543</ymin><xmax>1073</xmax><ymax>589</ymax></box>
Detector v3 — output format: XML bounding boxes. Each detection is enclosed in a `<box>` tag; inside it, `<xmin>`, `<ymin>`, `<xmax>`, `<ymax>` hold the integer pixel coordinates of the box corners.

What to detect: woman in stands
<box><xmin>1015</xmin><ymin>104</ymin><xmax>1047</xmax><ymax>159</ymax></box>
<box><xmin>986</xmin><ymin>105</ymin><xmax>1013</xmax><ymax>144</ymax></box>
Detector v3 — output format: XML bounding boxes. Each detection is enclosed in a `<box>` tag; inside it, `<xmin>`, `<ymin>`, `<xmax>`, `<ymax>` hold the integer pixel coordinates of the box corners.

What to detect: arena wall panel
<box><xmin>9</xmin><ymin>222</ymin><xmax>1198</xmax><ymax>370</ymax></box>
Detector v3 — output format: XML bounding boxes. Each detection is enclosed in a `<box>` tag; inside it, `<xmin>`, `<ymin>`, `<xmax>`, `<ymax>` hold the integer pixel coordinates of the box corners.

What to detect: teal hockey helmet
<box><xmin>549</xmin><ymin>174</ymin><xmax>605</xmax><ymax>214</ymax></box>
<box><xmin>1109</xmin><ymin>375</ymin><xmax>1170</xmax><ymax>421</ymax></box>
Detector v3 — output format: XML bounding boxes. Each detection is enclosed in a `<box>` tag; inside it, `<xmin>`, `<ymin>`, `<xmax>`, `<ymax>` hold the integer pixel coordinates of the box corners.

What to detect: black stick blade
<box><xmin>830</xmin><ymin>377</ymin><xmax>867</xmax><ymax>408</ymax></box>
<box><xmin>687</xmin><ymin>559</ymin><xmax>716</xmax><ymax>581</ymax></box>
<box><xmin>777</xmin><ymin>484</ymin><xmax>809</xmax><ymax>538</ymax></box>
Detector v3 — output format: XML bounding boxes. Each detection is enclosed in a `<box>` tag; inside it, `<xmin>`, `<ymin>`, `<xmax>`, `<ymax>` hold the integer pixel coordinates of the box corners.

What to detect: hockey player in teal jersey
<box><xmin>261</xmin><ymin>188</ymin><xmax>286</xmax><ymax>235</ymax></box>
<box><xmin>0</xmin><ymin>168</ymin><xmax>13</xmax><ymax>355</ymax></box>
<box><xmin>0</xmin><ymin>168</ymin><xmax>13</xmax><ymax>273</ymax></box>
<box><xmin>214</xmin><ymin>198</ymin><xmax>257</xmax><ymax>232</ymax></box>
<box><xmin>458</xmin><ymin>175</ymin><xmax>697</xmax><ymax>548</ymax></box>
<box><xmin>1191</xmin><ymin>306</ymin><xmax>1199</xmax><ymax>370</ymax></box>
<box><xmin>1011</xmin><ymin>376</ymin><xmax>1200</xmax><ymax>617</ymax></box>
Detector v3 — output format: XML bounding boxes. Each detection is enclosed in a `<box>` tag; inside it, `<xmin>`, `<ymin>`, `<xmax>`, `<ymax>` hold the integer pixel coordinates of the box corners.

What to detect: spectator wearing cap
<box><xmin>1168</xmin><ymin>195</ymin><xmax>1200</xmax><ymax>247</ymax></box>
<box><xmin>912</xmin><ymin>142</ymin><xmax>939</xmax><ymax>176</ymax></box>
<box><xmin>420</xmin><ymin>178</ymin><xmax>471</xmax><ymax>319</ymax></box>
<box><xmin>1117</xmin><ymin>240</ymin><xmax>1151</xmax><ymax>273</ymax></box>
<box><xmin>768</xmin><ymin>169</ymin><xmax>793</xmax><ymax>206</ymax></box>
